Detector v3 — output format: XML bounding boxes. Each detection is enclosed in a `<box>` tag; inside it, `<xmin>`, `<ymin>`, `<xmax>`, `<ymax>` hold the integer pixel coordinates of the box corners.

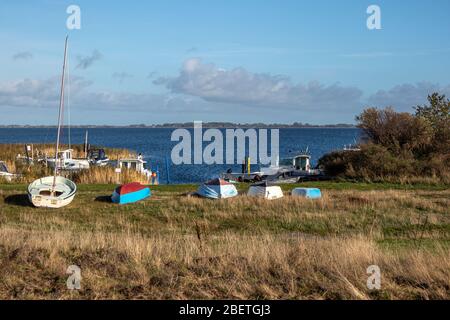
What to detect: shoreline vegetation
<box><xmin>0</xmin><ymin>144</ymin><xmax>150</xmax><ymax>185</ymax></box>
<box><xmin>0</xmin><ymin>183</ymin><xmax>449</xmax><ymax>299</ymax></box>
<box><xmin>0</xmin><ymin>122</ymin><xmax>356</xmax><ymax>129</ymax></box>
<box><xmin>319</xmin><ymin>93</ymin><xmax>450</xmax><ymax>185</ymax></box>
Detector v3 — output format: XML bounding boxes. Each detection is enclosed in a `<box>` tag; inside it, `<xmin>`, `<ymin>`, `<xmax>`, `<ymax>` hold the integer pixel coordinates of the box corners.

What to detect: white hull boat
<box><xmin>247</xmin><ymin>182</ymin><xmax>284</xmax><ymax>200</ymax></box>
<box><xmin>0</xmin><ymin>172</ymin><xmax>15</xmax><ymax>182</ymax></box>
<box><xmin>91</xmin><ymin>158</ymin><xmax>109</xmax><ymax>166</ymax></box>
<box><xmin>88</xmin><ymin>148</ymin><xmax>110</xmax><ymax>166</ymax></box>
<box><xmin>47</xmin><ymin>158</ymin><xmax>90</xmax><ymax>170</ymax></box>
<box><xmin>28</xmin><ymin>176</ymin><xmax>76</xmax><ymax>208</ymax></box>
<box><xmin>0</xmin><ymin>161</ymin><xmax>18</xmax><ymax>182</ymax></box>
<box><xmin>46</xmin><ymin>149</ymin><xmax>90</xmax><ymax>171</ymax></box>
<box><xmin>27</xmin><ymin>36</ymin><xmax>77</xmax><ymax>208</ymax></box>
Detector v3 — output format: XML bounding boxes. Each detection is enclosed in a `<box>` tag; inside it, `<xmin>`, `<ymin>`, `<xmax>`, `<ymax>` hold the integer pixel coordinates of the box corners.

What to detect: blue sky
<box><xmin>1</xmin><ymin>0</ymin><xmax>449</xmax><ymax>124</ymax></box>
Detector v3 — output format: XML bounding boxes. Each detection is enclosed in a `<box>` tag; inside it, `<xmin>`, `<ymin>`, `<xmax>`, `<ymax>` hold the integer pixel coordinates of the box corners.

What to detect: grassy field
<box><xmin>0</xmin><ymin>182</ymin><xmax>449</xmax><ymax>299</ymax></box>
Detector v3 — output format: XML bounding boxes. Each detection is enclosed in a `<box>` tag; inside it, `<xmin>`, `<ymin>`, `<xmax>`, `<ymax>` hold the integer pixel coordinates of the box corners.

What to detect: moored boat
<box><xmin>88</xmin><ymin>148</ymin><xmax>110</xmax><ymax>166</ymax></box>
<box><xmin>0</xmin><ymin>161</ymin><xmax>18</xmax><ymax>182</ymax></box>
<box><xmin>46</xmin><ymin>149</ymin><xmax>90</xmax><ymax>171</ymax></box>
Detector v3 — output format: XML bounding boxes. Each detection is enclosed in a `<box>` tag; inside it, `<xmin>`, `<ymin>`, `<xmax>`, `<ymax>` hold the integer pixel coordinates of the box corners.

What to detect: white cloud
<box><xmin>154</xmin><ymin>58</ymin><xmax>363</xmax><ymax>110</ymax></box>
<box><xmin>1</xmin><ymin>67</ymin><xmax>449</xmax><ymax>124</ymax></box>
<box><xmin>0</xmin><ymin>76</ymin><xmax>212</xmax><ymax>114</ymax></box>
<box><xmin>367</xmin><ymin>82</ymin><xmax>450</xmax><ymax>111</ymax></box>
<box><xmin>0</xmin><ymin>77</ymin><xmax>91</xmax><ymax>108</ymax></box>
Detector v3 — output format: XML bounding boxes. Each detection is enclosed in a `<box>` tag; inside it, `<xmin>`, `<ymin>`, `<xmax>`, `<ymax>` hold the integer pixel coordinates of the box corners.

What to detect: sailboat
<box><xmin>28</xmin><ymin>36</ymin><xmax>77</xmax><ymax>208</ymax></box>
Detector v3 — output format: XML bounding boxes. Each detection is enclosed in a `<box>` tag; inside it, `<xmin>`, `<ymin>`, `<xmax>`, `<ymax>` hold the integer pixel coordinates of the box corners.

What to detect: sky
<box><xmin>0</xmin><ymin>0</ymin><xmax>449</xmax><ymax>125</ymax></box>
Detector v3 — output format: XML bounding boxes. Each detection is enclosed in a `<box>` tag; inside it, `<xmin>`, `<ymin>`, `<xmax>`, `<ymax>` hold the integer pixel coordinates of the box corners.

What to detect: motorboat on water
<box><xmin>259</xmin><ymin>150</ymin><xmax>323</xmax><ymax>181</ymax></box>
<box><xmin>116</xmin><ymin>156</ymin><xmax>152</xmax><ymax>179</ymax></box>
<box><xmin>220</xmin><ymin>157</ymin><xmax>265</xmax><ymax>183</ymax></box>
<box><xmin>28</xmin><ymin>36</ymin><xmax>77</xmax><ymax>208</ymax></box>
<box><xmin>0</xmin><ymin>161</ymin><xmax>18</xmax><ymax>182</ymax></box>
<box><xmin>46</xmin><ymin>149</ymin><xmax>90</xmax><ymax>171</ymax></box>
<box><xmin>88</xmin><ymin>148</ymin><xmax>110</xmax><ymax>166</ymax></box>
<box><xmin>222</xmin><ymin>150</ymin><xmax>325</xmax><ymax>184</ymax></box>
<box><xmin>221</xmin><ymin>169</ymin><xmax>265</xmax><ymax>183</ymax></box>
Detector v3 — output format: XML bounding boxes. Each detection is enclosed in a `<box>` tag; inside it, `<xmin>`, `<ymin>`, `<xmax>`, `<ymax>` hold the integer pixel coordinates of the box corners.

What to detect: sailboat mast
<box><xmin>84</xmin><ymin>130</ymin><xmax>88</xmax><ymax>158</ymax></box>
<box><xmin>52</xmin><ymin>36</ymin><xmax>69</xmax><ymax>191</ymax></box>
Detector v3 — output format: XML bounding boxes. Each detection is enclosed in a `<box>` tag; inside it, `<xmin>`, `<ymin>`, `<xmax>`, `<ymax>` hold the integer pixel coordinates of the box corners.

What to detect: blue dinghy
<box><xmin>291</xmin><ymin>188</ymin><xmax>322</xmax><ymax>199</ymax></box>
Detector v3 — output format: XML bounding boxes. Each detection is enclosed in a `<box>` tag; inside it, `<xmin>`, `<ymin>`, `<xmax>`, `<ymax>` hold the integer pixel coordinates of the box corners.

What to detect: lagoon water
<box><xmin>0</xmin><ymin>128</ymin><xmax>360</xmax><ymax>183</ymax></box>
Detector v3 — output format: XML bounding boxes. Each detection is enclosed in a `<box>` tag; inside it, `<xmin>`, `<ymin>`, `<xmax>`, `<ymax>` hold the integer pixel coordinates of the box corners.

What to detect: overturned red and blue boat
<box><xmin>111</xmin><ymin>182</ymin><xmax>151</xmax><ymax>204</ymax></box>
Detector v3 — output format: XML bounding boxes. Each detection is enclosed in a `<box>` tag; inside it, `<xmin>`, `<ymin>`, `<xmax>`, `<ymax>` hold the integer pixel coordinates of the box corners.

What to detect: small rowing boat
<box><xmin>247</xmin><ymin>181</ymin><xmax>284</xmax><ymax>200</ymax></box>
<box><xmin>28</xmin><ymin>176</ymin><xmax>76</xmax><ymax>208</ymax></box>
<box><xmin>197</xmin><ymin>178</ymin><xmax>238</xmax><ymax>199</ymax></box>
<box><xmin>111</xmin><ymin>182</ymin><xmax>151</xmax><ymax>204</ymax></box>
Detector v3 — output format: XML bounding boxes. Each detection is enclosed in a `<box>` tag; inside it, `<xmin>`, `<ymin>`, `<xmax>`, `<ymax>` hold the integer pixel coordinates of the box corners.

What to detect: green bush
<box><xmin>319</xmin><ymin>93</ymin><xmax>450</xmax><ymax>184</ymax></box>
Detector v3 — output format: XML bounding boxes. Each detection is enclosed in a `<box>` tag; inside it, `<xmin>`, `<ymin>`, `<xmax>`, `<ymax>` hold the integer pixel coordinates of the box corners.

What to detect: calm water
<box><xmin>0</xmin><ymin>128</ymin><xmax>360</xmax><ymax>183</ymax></box>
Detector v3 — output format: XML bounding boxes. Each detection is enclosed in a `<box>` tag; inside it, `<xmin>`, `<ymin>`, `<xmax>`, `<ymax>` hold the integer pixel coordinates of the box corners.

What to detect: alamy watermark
<box><xmin>66</xmin><ymin>4</ymin><xmax>81</xmax><ymax>30</ymax></box>
<box><xmin>367</xmin><ymin>265</ymin><xmax>381</xmax><ymax>290</ymax></box>
<box><xmin>66</xmin><ymin>265</ymin><xmax>82</xmax><ymax>290</ymax></box>
<box><xmin>367</xmin><ymin>5</ymin><xmax>381</xmax><ymax>30</ymax></box>
<box><xmin>171</xmin><ymin>121</ymin><xmax>279</xmax><ymax>166</ymax></box>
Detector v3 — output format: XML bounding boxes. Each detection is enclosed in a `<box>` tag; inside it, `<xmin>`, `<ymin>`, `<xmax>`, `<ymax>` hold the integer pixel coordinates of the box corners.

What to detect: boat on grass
<box><xmin>291</xmin><ymin>187</ymin><xmax>322</xmax><ymax>199</ymax></box>
<box><xmin>28</xmin><ymin>36</ymin><xmax>77</xmax><ymax>208</ymax></box>
<box><xmin>28</xmin><ymin>176</ymin><xmax>76</xmax><ymax>208</ymax></box>
<box><xmin>247</xmin><ymin>181</ymin><xmax>284</xmax><ymax>200</ymax></box>
<box><xmin>111</xmin><ymin>182</ymin><xmax>151</xmax><ymax>204</ymax></box>
<box><xmin>197</xmin><ymin>178</ymin><xmax>238</xmax><ymax>199</ymax></box>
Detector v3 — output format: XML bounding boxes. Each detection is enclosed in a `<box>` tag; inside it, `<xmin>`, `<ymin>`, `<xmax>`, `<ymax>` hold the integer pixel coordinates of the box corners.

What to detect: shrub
<box><xmin>319</xmin><ymin>144</ymin><xmax>418</xmax><ymax>182</ymax></box>
<box><xmin>319</xmin><ymin>92</ymin><xmax>450</xmax><ymax>184</ymax></box>
<box><xmin>356</xmin><ymin>107</ymin><xmax>432</xmax><ymax>156</ymax></box>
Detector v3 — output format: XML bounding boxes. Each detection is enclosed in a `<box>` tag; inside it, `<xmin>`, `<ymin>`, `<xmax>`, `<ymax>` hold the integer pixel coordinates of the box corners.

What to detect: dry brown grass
<box><xmin>0</xmin><ymin>229</ymin><xmax>448</xmax><ymax>300</ymax></box>
<box><xmin>72</xmin><ymin>167</ymin><xmax>150</xmax><ymax>184</ymax></box>
<box><xmin>0</xmin><ymin>186</ymin><xmax>449</xmax><ymax>300</ymax></box>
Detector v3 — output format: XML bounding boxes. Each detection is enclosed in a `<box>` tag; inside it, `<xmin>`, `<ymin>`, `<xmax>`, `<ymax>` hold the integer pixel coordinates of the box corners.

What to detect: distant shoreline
<box><xmin>0</xmin><ymin>123</ymin><xmax>356</xmax><ymax>129</ymax></box>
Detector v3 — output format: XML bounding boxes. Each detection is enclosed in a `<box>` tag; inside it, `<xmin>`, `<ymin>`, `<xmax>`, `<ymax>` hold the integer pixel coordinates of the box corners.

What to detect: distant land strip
<box><xmin>0</xmin><ymin>122</ymin><xmax>356</xmax><ymax>129</ymax></box>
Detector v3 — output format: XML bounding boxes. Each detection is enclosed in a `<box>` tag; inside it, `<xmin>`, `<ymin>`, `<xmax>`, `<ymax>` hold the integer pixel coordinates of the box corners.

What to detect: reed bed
<box><xmin>72</xmin><ymin>167</ymin><xmax>150</xmax><ymax>185</ymax></box>
<box><xmin>0</xmin><ymin>143</ymin><xmax>146</xmax><ymax>184</ymax></box>
<box><xmin>0</xmin><ymin>143</ymin><xmax>134</xmax><ymax>163</ymax></box>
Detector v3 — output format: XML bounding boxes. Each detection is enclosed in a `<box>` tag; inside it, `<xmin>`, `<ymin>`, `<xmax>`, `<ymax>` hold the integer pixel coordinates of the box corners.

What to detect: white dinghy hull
<box><xmin>247</xmin><ymin>183</ymin><xmax>284</xmax><ymax>200</ymax></box>
<box><xmin>28</xmin><ymin>176</ymin><xmax>77</xmax><ymax>208</ymax></box>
